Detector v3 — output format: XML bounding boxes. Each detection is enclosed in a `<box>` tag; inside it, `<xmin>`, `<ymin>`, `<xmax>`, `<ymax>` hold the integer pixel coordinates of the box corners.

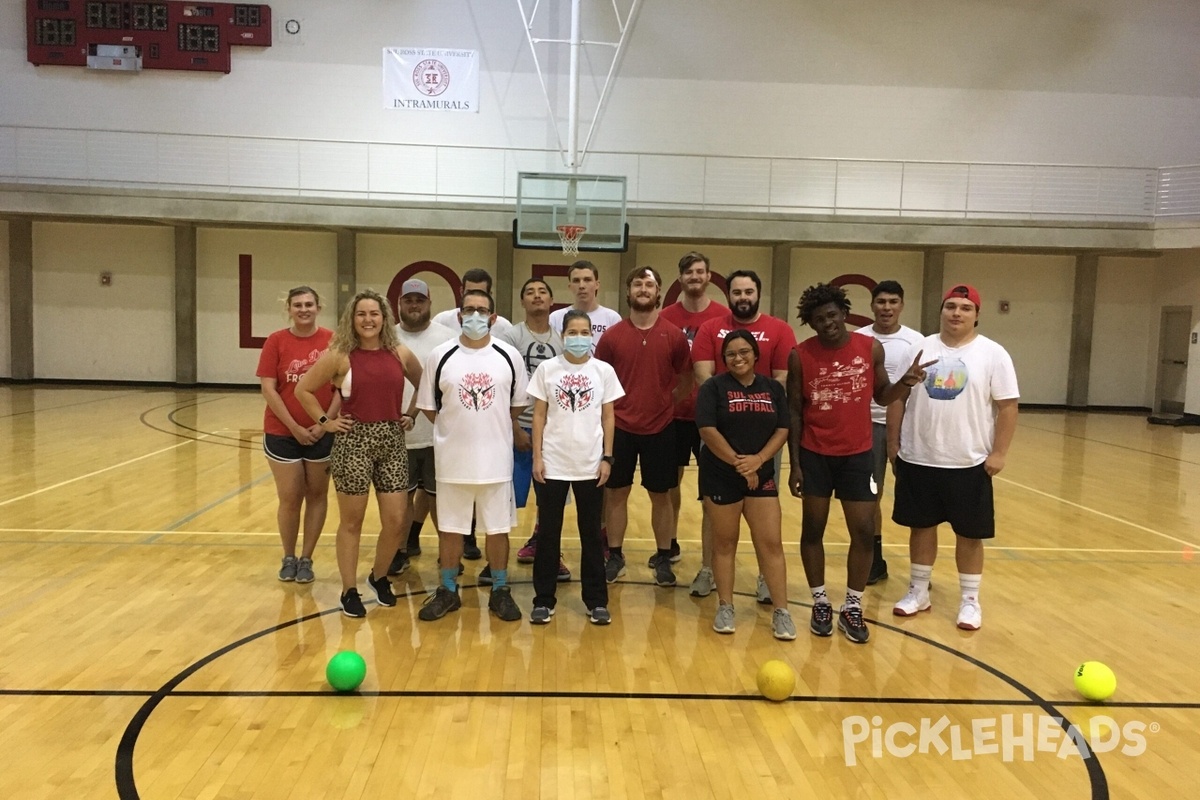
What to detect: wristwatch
<box><xmin>601</xmin><ymin>455</ymin><xmax>614</xmax><ymax>464</ymax></box>
<box><xmin>318</xmin><ymin>415</ymin><xmax>329</xmax><ymax>425</ymax></box>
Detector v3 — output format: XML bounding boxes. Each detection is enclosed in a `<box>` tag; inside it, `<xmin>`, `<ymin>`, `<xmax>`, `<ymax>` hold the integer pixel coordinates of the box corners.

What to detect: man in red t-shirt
<box><xmin>658</xmin><ymin>251</ymin><xmax>728</xmax><ymax>594</ymax></box>
<box><xmin>594</xmin><ymin>266</ymin><xmax>693</xmax><ymax>588</ymax></box>
<box><xmin>787</xmin><ymin>283</ymin><xmax>928</xmax><ymax>645</ymax></box>
<box><xmin>692</xmin><ymin>270</ymin><xmax>796</xmax><ymax>385</ymax></box>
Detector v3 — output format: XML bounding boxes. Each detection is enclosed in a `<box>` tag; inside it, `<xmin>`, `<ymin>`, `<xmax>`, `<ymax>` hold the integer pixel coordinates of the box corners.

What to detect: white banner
<box><xmin>383</xmin><ymin>47</ymin><xmax>479</xmax><ymax>112</ymax></box>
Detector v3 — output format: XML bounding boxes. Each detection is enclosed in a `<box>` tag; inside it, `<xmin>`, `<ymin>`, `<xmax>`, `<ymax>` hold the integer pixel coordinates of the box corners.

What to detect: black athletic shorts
<box><xmin>871</xmin><ymin>423</ymin><xmax>888</xmax><ymax>498</ymax></box>
<box><xmin>698</xmin><ymin>454</ymin><xmax>779</xmax><ymax>505</ymax></box>
<box><xmin>263</xmin><ymin>432</ymin><xmax>334</xmax><ymax>463</ymax></box>
<box><xmin>406</xmin><ymin>446</ymin><xmax>437</xmax><ymax>494</ymax></box>
<box><xmin>891</xmin><ymin>457</ymin><xmax>995</xmax><ymax>539</ymax></box>
<box><xmin>608</xmin><ymin>424</ymin><xmax>679</xmax><ymax>493</ymax></box>
<box><xmin>799</xmin><ymin>447</ymin><xmax>875</xmax><ymax>501</ymax></box>
<box><xmin>673</xmin><ymin>419</ymin><xmax>702</xmax><ymax>467</ymax></box>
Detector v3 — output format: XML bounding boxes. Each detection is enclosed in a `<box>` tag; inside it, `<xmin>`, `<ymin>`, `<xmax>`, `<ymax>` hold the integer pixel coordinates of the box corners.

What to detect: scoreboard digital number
<box><xmin>27</xmin><ymin>0</ymin><xmax>271</xmax><ymax>73</ymax></box>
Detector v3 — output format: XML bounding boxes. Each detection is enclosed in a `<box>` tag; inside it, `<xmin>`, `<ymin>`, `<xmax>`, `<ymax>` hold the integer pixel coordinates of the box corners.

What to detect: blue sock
<box><xmin>440</xmin><ymin>568</ymin><xmax>458</xmax><ymax>592</ymax></box>
<box><xmin>491</xmin><ymin>569</ymin><xmax>508</xmax><ymax>589</ymax></box>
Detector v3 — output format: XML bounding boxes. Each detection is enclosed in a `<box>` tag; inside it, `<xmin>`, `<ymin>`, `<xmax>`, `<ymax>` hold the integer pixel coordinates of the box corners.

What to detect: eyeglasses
<box><xmin>723</xmin><ymin>348</ymin><xmax>755</xmax><ymax>361</ymax></box>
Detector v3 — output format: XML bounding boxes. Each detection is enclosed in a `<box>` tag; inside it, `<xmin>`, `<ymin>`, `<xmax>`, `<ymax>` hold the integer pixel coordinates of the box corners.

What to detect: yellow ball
<box><xmin>1074</xmin><ymin>661</ymin><xmax>1117</xmax><ymax>701</ymax></box>
<box><xmin>757</xmin><ymin>659</ymin><xmax>796</xmax><ymax>702</ymax></box>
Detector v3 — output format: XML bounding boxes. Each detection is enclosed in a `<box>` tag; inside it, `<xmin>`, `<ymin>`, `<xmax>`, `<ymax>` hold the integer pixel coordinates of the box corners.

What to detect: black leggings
<box><xmin>532</xmin><ymin>478</ymin><xmax>606</xmax><ymax>611</ymax></box>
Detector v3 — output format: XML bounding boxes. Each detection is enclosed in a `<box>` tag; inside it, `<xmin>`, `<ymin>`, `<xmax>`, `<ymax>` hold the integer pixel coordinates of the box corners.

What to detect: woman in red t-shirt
<box><xmin>256</xmin><ymin>286</ymin><xmax>338</xmax><ymax>585</ymax></box>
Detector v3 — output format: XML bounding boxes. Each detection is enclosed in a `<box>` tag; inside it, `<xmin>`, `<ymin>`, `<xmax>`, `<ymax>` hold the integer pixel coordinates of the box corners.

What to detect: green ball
<box><xmin>1074</xmin><ymin>661</ymin><xmax>1116</xmax><ymax>702</ymax></box>
<box><xmin>326</xmin><ymin>651</ymin><xmax>367</xmax><ymax>693</ymax></box>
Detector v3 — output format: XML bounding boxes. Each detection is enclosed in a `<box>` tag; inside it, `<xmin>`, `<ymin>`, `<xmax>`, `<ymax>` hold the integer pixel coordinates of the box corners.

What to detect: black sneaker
<box><xmin>654</xmin><ymin>556</ymin><xmax>676</xmax><ymax>587</ymax></box>
<box><xmin>838</xmin><ymin>604</ymin><xmax>870</xmax><ymax>643</ymax></box>
<box><xmin>340</xmin><ymin>588</ymin><xmax>367</xmax><ymax>618</ymax></box>
<box><xmin>867</xmin><ymin>558</ymin><xmax>889</xmax><ymax>585</ymax></box>
<box><xmin>387</xmin><ymin>550</ymin><xmax>410</xmax><ymax>576</ymax></box>
<box><xmin>488</xmin><ymin>586</ymin><xmax>522</xmax><ymax>621</ymax></box>
<box><xmin>669</xmin><ymin>539</ymin><xmax>681</xmax><ymax>563</ymax></box>
<box><xmin>418</xmin><ymin>586</ymin><xmax>461</xmax><ymax>621</ymax></box>
<box><xmin>478</xmin><ymin>565</ymin><xmax>493</xmax><ymax>585</ymax></box>
<box><xmin>406</xmin><ymin>532</ymin><xmax>422</xmax><ymax>557</ymax></box>
<box><xmin>367</xmin><ymin>571</ymin><xmax>397</xmax><ymax>607</ymax></box>
<box><xmin>810</xmin><ymin>603</ymin><xmax>833</xmax><ymax>637</ymax></box>
<box><xmin>463</xmin><ymin>533</ymin><xmax>482</xmax><ymax>560</ymax></box>
<box><xmin>605</xmin><ymin>553</ymin><xmax>626</xmax><ymax>584</ymax></box>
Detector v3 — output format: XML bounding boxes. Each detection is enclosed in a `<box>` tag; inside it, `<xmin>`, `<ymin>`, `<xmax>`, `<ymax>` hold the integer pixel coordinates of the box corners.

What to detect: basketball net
<box><xmin>556</xmin><ymin>224</ymin><xmax>587</xmax><ymax>257</ymax></box>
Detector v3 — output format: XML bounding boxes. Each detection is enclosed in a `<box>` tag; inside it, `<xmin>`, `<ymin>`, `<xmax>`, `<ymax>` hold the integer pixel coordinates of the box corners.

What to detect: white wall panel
<box><xmin>86</xmin><ymin>131</ymin><xmax>158</xmax><ymax>184</ymax></box>
<box><xmin>0</xmin><ymin>127</ymin><xmax>17</xmax><ymax>179</ymax></box>
<box><xmin>16</xmin><ymin>128</ymin><xmax>87</xmax><ymax>180</ymax></box>
<box><xmin>157</xmin><ymin>134</ymin><xmax>230</xmax><ymax>187</ymax></box>
<box><xmin>702</xmin><ymin>158</ymin><xmax>771</xmax><ymax>210</ymax></box>
<box><xmin>367</xmin><ymin>144</ymin><xmax>438</xmax><ymax>197</ymax></box>
<box><xmin>228</xmin><ymin>139</ymin><xmax>300</xmax><ymax>190</ymax></box>
<box><xmin>635</xmin><ymin>155</ymin><xmax>705</xmax><ymax>207</ymax></box>
<box><xmin>299</xmin><ymin>141</ymin><xmax>369</xmax><ymax>194</ymax></box>
<box><xmin>770</xmin><ymin>160</ymin><xmax>837</xmax><ymax>212</ymax></box>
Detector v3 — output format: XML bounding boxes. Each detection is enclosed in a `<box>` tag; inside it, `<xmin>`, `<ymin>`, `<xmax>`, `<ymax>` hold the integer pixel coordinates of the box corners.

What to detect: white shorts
<box><xmin>436</xmin><ymin>482</ymin><xmax>518</xmax><ymax>535</ymax></box>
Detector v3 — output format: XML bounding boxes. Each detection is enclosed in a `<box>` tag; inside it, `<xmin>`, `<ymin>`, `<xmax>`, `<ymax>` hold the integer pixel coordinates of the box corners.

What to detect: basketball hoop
<box><xmin>556</xmin><ymin>224</ymin><xmax>587</xmax><ymax>257</ymax></box>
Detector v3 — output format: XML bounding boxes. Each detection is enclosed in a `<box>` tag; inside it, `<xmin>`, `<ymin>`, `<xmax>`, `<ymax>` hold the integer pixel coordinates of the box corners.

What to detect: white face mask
<box><xmin>460</xmin><ymin>311</ymin><xmax>491</xmax><ymax>340</ymax></box>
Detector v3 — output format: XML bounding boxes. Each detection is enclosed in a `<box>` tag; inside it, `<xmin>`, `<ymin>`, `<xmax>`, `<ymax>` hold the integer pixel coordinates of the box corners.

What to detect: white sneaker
<box><xmin>957</xmin><ymin>599</ymin><xmax>982</xmax><ymax>630</ymax></box>
<box><xmin>689</xmin><ymin>567</ymin><xmax>715</xmax><ymax>597</ymax></box>
<box><xmin>892</xmin><ymin>585</ymin><xmax>932</xmax><ymax>617</ymax></box>
<box><xmin>755</xmin><ymin>574</ymin><xmax>772</xmax><ymax>605</ymax></box>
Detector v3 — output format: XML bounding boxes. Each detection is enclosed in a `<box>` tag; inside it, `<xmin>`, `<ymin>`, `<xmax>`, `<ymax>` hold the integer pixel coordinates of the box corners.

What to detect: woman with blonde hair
<box><xmin>298</xmin><ymin>289</ymin><xmax>424</xmax><ymax>618</ymax></box>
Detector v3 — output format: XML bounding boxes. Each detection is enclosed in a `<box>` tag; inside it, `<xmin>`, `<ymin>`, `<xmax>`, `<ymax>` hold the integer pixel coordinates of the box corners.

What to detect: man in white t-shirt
<box><xmin>548</xmin><ymin>260</ymin><xmax>623</xmax><ymax>349</ymax></box>
<box><xmin>387</xmin><ymin>278</ymin><xmax>457</xmax><ymax>576</ymax></box>
<box><xmin>431</xmin><ymin>267</ymin><xmax>514</xmax><ymax>340</ymax></box>
<box><xmin>417</xmin><ymin>289</ymin><xmax>530</xmax><ymax>623</ymax></box>
<box><xmin>888</xmin><ymin>284</ymin><xmax>1019</xmax><ymax>632</ymax></box>
<box><xmin>853</xmin><ymin>280</ymin><xmax>925</xmax><ymax>586</ymax></box>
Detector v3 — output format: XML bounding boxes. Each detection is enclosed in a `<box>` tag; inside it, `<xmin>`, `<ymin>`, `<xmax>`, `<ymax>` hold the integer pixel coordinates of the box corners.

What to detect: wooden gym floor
<box><xmin>0</xmin><ymin>384</ymin><xmax>1197</xmax><ymax>799</ymax></box>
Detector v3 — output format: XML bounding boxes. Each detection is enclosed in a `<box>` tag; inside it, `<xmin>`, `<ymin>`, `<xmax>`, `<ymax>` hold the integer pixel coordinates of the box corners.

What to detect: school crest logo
<box><xmin>555</xmin><ymin>373</ymin><xmax>595</xmax><ymax>412</ymax></box>
<box><xmin>458</xmin><ymin>372</ymin><xmax>496</xmax><ymax>411</ymax></box>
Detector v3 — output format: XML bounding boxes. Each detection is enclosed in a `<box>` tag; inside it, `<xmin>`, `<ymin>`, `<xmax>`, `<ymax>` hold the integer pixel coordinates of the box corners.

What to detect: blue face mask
<box><xmin>460</xmin><ymin>312</ymin><xmax>491</xmax><ymax>340</ymax></box>
<box><xmin>563</xmin><ymin>335</ymin><xmax>592</xmax><ymax>357</ymax></box>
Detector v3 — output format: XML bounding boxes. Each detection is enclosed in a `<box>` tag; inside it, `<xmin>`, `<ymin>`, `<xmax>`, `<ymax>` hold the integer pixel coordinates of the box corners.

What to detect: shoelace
<box><xmin>813</xmin><ymin>604</ymin><xmax>833</xmax><ymax>623</ymax></box>
<box><xmin>843</xmin><ymin>605</ymin><xmax>864</xmax><ymax>625</ymax></box>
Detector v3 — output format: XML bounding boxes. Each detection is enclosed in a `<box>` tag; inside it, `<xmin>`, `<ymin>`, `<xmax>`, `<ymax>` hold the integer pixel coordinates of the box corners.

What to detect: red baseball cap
<box><xmin>942</xmin><ymin>284</ymin><xmax>981</xmax><ymax>309</ymax></box>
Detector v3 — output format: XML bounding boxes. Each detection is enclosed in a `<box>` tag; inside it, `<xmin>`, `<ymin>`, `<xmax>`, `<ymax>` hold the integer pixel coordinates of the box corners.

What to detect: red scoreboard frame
<box><xmin>27</xmin><ymin>0</ymin><xmax>271</xmax><ymax>74</ymax></box>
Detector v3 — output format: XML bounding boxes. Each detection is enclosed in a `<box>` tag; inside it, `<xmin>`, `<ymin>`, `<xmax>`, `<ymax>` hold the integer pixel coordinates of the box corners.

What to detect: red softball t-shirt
<box><xmin>594</xmin><ymin>318</ymin><xmax>691</xmax><ymax>436</ymax></box>
<box><xmin>256</xmin><ymin>328</ymin><xmax>334</xmax><ymax>437</ymax></box>
<box><xmin>692</xmin><ymin>313</ymin><xmax>797</xmax><ymax>379</ymax></box>
<box><xmin>659</xmin><ymin>300</ymin><xmax>729</xmax><ymax>420</ymax></box>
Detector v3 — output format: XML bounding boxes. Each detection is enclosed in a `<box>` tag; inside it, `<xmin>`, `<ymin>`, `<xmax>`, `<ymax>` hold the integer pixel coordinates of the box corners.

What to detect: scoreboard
<box><xmin>27</xmin><ymin>0</ymin><xmax>271</xmax><ymax>73</ymax></box>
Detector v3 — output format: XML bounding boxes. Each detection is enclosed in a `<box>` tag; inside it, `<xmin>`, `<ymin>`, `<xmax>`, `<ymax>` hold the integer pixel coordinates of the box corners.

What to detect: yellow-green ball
<box><xmin>1074</xmin><ymin>661</ymin><xmax>1116</xmax><ymax>702</ymax></box>
<box><xmin>757</xmin><ymin>659</ymin><xmax>796</xmax><ymax>702</ymax></box>
<box><xmin>326</xmin><ymin>651</ymin><xmax>367</xmax><ymax>693</ymax></box>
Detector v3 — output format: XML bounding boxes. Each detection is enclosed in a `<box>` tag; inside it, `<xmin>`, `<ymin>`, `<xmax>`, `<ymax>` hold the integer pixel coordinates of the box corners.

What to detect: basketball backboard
<box><xmin>514</xmin><ymin>172</ymin><xmax>629</xmax><ymax>253</ymax></box>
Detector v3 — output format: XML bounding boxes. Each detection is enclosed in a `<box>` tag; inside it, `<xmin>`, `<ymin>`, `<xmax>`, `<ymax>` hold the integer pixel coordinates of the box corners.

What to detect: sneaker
<box><xmin>418</xmin><ymin>586</ymin><xmax>461</xmax><ymax>621</ymax></box>
<box><xmin>367</xmin><ymin>571</ymin><xmax>397</xmax><ymax>607</ymax></box>
<box><xmin>488</xmin><ymin>586</ymin><xmax>522</xmax><ymax>622</ymax></box>
<box><xmin>478</xmin><ymin>565</ymin><xmax>493</xmax><ymax>585</ymax></box>
<box><xmin>387</xmin><ymin>550</ymin><xmax>410</xmax><ymax>576</ymax></box>
<box><xmin>340</xmin><ymin>588</ymin><xmax>366</xmax><ymax>618</ymax></box>
<box><xmin>295</xmin><ymin>557</ymin><xmax>314</xmax><ymax>584</ymax></box>
<box><xmin>517</xmin><ymin>536</ymin><xmax>537</xmax><ymax>563</ymax></box>
<box><xmin>957</xmin><ymin>599</ymin><xmax>982</xmax><ymax>631</ymax></box>
<box><xmin>712</xmin><ymin>602</ymin><xmax>736</xmax><ymax>634</ymax></box>
<box><xmin>530</xmin><ymin>605</ymin><xmax>555</xmax><ymax>625</ymax></box>
<box><xmin>892</xmin><ymin>585</ymin><xmax>932</xmax><ymax>617</ymax></box>
<box><xmin>557</xmin><ymin>558</ymin><xmax>571</xmax><ymax>582</ymax></box>
<box><xmin>278</xmin><ymin>555</ymin><xmax>298</xmax><ymax>582</ymax></box>
<box><xmin>772</xmin><ymin>608</ymin><xmax>798</xmax><ymax>641</ymax></box>
<box><xmin>756</xmin><ymin>574</ymin><xmax>772</xmax><ymax>605</ymax></box>
<box><xmin>838</xmin><ymin>604</ymin><xmax>870</xmax><ymax>643</ymax></box>
<box><xmin>588</xmin><ymin>606</ymin><xmax>612</xmax><ymax>625</ymax></box>
<box><xmin>605</xmin><ymin>552</ymin><xmax>626</xmax><ymax>584</ymax></box>
<box><xmin>646</xmin><ymin>551</ymin><xmax>660</xmax><ymax>569</ymax></box>
<box><xmin>654</xmin><ymin>556</ymin><xmax>676</xmax><ymax>587</ymax></box>
<box><xmin>669</xmin><ymin>539</ymin><xmax>682</xmax><ymax>563</ymax></box>
<box><xmin>463</xmin><ymin>533</ymin><xmax>482</xmax><ymax>561</ymax></box>
<box><xmin>867</xmin><ymin>558</ymin><xmax>889</xmax><ymax>585</ymax></box>
<box><xmin>810</xmin><ymin>603</ymin><xmax>834</xmax><ymax>637</ymax></box>
<box><xmin>406</xmin><ymin>532</ymin><xmax>422</xmax><ymax>557</ymax></box>
<box><xmin>689</xmin><ymin>567</ymin><xmax>715</xmax><ymax>597</ymax></box>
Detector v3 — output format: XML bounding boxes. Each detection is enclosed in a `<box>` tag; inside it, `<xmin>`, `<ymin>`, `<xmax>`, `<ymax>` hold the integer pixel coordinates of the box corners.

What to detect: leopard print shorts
<box><xmin>329</xmin><ymin>420</ymin><xmax>409</xmax><ymax>495</ymax></box>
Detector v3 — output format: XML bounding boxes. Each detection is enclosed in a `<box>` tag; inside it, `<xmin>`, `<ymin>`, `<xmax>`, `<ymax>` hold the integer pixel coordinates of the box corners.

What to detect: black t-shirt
<box><xmin>695</xmin><ymin>372</ymin><xmax>790</xmax><ymax>482</ymax></box>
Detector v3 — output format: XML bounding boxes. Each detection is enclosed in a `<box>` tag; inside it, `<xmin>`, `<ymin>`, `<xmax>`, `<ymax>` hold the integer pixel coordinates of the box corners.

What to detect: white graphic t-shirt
<box><xmin>854</xmin><ymin>324</ymin><xmax>925</xmax><ymax>425</ymax></box>
<box><xmin>417</xmin><ymin>338</ymin><xmax>530</xmax><ymax>484</ymax></box>
<box><xmin>549</xmin><ymin>305</ymin><xmax>623</xmax><ymax>352</ymax></box>
<box><xmin>527</xmin><ymin>355</ymin><xmax>625</xmax><ymax>481</ymax></box>
<box><xmin>395</xmin><ymin>321</ymin><xmax>457</xmax><ymax>449</ymax></box>
<box><xmin>897</xmin><ymin>334</ymin><xmax>1020</xmax><ymax>468</ymax></box>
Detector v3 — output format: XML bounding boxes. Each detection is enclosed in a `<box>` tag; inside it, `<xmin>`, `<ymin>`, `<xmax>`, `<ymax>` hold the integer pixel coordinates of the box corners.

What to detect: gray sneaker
<box><xmin>530</xmin><ymin>605</ymin><xmax>555</xmax><ymax>625</ymax></box>
<box><xmin>488</xmin><ymin>586</ymin><xmax>522</xmax><ymax>622</ymax></box>
<box><xmin>278</xmin><ymin>555</ymin><xmax>298</xmax><ymax>582</ymax></box>
<box><xmin>654</xmin><ymin>557</ymin><xmax>676</xmax><ymax>587</ymax></box>
<box><xmin>772</xmin><ymin>608</ymin><xmax>797</xmax><ymax>641</ymax></box>
<box><xmin>756</xmin><ymin>574</ymin><xmax>772</xmax><ymax>605</ymax></box>
<box><xmin>295</xmin><ymin>557</ymin><xmax>314</xmax><ymax>584</ymax></box>
<box><xmin>689</xmin><ymin>567</ymin><xmax>715</xmax><ymax>597</ymax></box>
<box><xmin>713</xmin><ymin>602</ymin><xmax>736</xmax><ymax>634</ymax></box>
<box><xmin>605</xmin><ymin>553</ymin><xmax>626</xmax><ymax>584</ymax></box>
<box><xmin>418</xmin><ymin>586</ymin><xmax>461</xmax><ymax>621</ymax></box>
<box><xmin>588</xmin><ymin>606</ymin><xmax>612</xmax><ymax>625</ymax></box>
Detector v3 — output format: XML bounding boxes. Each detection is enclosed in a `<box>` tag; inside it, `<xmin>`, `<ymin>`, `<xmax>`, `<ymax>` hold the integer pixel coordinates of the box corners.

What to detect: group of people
<box><xmin>256</xmin><ymin>253</ymin><xmax>1018</xmax><ymax>642</ymax></box>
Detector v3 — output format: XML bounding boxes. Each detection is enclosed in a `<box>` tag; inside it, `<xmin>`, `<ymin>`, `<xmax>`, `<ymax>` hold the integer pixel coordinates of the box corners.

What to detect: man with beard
<box><xmin>692</xmin><ymin>269</ymin><xmax>797</xmax><ymax>603</ymax></box>
<box><xmin>658</xmin><ymin>251</ymin><xmax>728</xmax><ymax>595</ymax></box>
<box><xmin>594</xmin><ymin>267</ymin><xmax>693</xmax><ymax>587</ymax></box>
<box><xmin>386</xmin><ymin>279</ymin><xmax>457</xmax><ymax>576</ymax></box>
<box><xmin>549</xmin><ymin>260</ymin><xmax>623</xmax><ymax>348</ymax></box>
